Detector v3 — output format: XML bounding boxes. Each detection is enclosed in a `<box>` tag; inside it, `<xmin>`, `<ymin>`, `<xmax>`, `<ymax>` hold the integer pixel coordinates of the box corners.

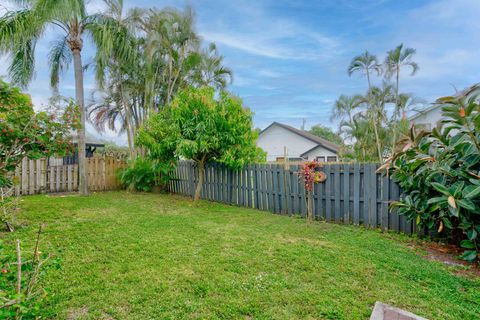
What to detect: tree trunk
<box><xmin>72</xmin><ymin>48</ymin><xmax>88</xmax><ymax>196</ymax></box>
<box><xmin>372</xmin><ymin>120</ymin><xmax>383</xmax><ymax>162</ymax></box>
<box><xmin>121</xmin><ymin>88</ymin><xmax>135</xmax><ymax>159</ymax></box>
<box><xmin>306</xmin><ymin>191</ymin><xmax>313</xmax><ymax>223</ymax></box>
<box><xmin>194</xmin><ymin>158</ymin><xmax>206</xmax><ymax>201</ymax></box>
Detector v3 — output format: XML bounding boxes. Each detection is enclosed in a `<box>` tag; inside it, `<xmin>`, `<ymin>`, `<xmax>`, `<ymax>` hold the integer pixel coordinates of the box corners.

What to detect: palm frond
<box><xmin>48</xmin><ymin>35</ymin><xmax>72</xmax><ymax>89</ymax></box>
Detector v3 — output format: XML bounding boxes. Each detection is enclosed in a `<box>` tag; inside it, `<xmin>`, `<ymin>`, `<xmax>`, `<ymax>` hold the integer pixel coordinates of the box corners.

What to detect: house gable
<box><xmin>257</xmin><ymin>124</ymin><xmax>318</xmax><ymax>161</ymax></box>
<box><xmin>257</xmin><ymin>122</ymin><xmax>340</xmax><ymax>162</ymax></box>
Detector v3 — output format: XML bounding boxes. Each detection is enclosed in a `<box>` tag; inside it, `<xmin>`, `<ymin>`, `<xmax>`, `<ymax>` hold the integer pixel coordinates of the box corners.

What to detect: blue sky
<box><xmin>1</xmin><ymin>0</ymin><xmax>479</xmax><ymax>144</ymax></box>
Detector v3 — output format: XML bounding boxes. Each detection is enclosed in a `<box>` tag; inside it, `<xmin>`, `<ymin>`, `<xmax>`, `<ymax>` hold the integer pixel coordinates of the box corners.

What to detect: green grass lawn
<box><xmin>2</xmin><ymin>192</ymin><xmax>479</xmax><ymax>319</ymax></box>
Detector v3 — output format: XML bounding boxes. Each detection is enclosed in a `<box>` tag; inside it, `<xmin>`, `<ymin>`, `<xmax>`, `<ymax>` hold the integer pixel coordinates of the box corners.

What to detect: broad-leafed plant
<box><xmin>384</xmin><ymin>84</ymin><xmax>480</xmax><ymax>262</ymax></box>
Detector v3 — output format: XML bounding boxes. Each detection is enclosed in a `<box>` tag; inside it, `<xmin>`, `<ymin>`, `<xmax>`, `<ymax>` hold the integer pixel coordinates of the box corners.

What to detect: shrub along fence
<box><xmin>170</xmin><ymin>161</ymin><xmax>415</xmax><ymax>234</ymax></box>
<box><xmin>13</xmin><ymin>156</ymin><xmax>126</xmax><ymax>195</ymax></box>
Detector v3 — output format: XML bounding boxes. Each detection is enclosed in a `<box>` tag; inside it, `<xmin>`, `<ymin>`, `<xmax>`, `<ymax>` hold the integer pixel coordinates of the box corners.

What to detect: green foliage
<box><xmin>118</xmin><ymin>157</ymin><xmax>173</xmax><ymax>192</ymax></box>
<box><xmin>308</xmin><ymin>124</ymin><xmax>343</xmax><ymax>145</ymax></box>
<box><xmin>137</xmin><ymin>86</ymin><xmax>265</xmax><ymax>200</ymax></box>
<box><xmin>137</xmin><ymin>86</ymin><xmax>264</xmax><ymax>172</ymax></box>
<box><xmin>0</xmin><ymin>80</ymin><xmax>78</xmax><ymax>188</ymax></box>
<box><xmin>388</xmin><ymin>85</ymin><xmax>480</xmax><ymax>262</ymax></box>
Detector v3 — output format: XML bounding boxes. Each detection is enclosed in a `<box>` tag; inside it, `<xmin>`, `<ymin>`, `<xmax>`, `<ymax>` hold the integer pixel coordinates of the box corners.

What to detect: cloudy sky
<box><xmin>1</xmin><ymin>0</ymin><xmax>479</xmax><ymax>145</ymax></box>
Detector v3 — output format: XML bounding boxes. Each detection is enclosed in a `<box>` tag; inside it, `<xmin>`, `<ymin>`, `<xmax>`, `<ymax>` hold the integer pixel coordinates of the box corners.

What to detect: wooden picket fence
<box><xmin>13</xmin><ymin>156</ymin><xmax>126</xmax><ymax>195</ymax></box>
<box><xmin>170</xmin><ymin>161</ymin><xmax>415</xmax><ymax>234</ymax></box>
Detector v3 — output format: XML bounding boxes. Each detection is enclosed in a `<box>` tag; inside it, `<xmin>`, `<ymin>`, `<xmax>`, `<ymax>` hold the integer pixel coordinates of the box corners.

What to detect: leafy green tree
<box><xmin>308</xmin><ymin>124</ymin><xmax>343</xmax><ymax>146</ymax></box>
<box><xmin>137</xmin><ymin>87</ymin><xmax>265</xmax><ymax>201</ymax></box>
<box><xmin>0</xmin><ymin>0</ymin><xmax>125</xmax><ymax>195</ymax></box>
<box><xmin>0</xmin><ymin>80</ymin><xmax>77</xmax><ymax>230</ymax></box>
<box><xmin>347</xmin><ymin>50</ymin><xmax>382</xmax><ymax>90</ymax></box>
<box><xmin>385</xmin><ymin>84</ymin><xmax>480</xmax><ymax>262</ymax></box>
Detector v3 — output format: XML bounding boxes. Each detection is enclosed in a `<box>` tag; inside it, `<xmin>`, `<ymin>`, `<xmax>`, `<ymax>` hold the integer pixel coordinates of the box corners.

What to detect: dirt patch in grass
<box><xmin>411</xmin><ymin>240</ymin><xmax>480</xmax><ymax>277</ymax></box>
<box><xmin>67</xmin><ymin>306</ymin><xmax>89</xmax><ymax>320</ymax></box>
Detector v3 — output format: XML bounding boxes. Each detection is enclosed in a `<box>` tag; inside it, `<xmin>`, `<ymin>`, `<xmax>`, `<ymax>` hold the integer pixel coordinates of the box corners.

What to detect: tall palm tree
<box><xmin>384</xmin><ymin>43</ymin><xmax>419</xmax><ymax>116</ymax></box>
<box><xmin>361</xmin><ymin>83</ymin><xmax>395</xmax><ymax>161</ymax></box>
<box><xmin>0</xmin><ymin>0</ymin><xmax>123</xmax><ymax>195</ymax></box>
<box><xmin>347</xmin><ymin>50</ymin><xmax>382</xmax><ymax>91</ymax></box>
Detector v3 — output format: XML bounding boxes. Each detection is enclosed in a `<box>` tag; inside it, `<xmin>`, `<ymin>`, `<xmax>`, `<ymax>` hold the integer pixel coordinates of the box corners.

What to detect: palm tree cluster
<box><xmin>333</xmin><ymin>44</ymin><xmax>420</xmax><ymax>162</ymax></box>
<box><xmin>0</xmin><ymin>0</ymin><xmax>232</xmax><ymax>195</ymax></box>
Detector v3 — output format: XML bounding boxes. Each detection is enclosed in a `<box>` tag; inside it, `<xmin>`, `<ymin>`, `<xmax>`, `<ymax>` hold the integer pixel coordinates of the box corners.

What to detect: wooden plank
<box><xmin>317</xmin><ymin>168</ymin><xmax>324</xmax><ymax>219</ymax></box>
<box><xmin>67</xmin><ymin>165</ymin><xmax>72</xmax><ymax>192</ymax></box>
<box><xmin>28</xmin><ymin>159</ymin><xmax>35</xmax><ymax>194</ymax></box>
<box><xmin>353</xmin><ymin>163</ymin><xmax>360</xmax><ymax>225</ymax></box>
<box><xmin>73</xmin><ymin>164</ymin><xmax>78</xmax><ymax>191</ymax></box>
<box><xmin>272</xmin><ymin>165</ymin><xmax>279</xmax><ymax>213</ymax></box>
<box><xmin>36</xmin><ymin>159</ymin><xmax>42</xmax><ymax>194</ymax></box>
<box><xmin>21</xmin><ymin>157</ymin><xmax>28</xmax><ymax>195</ymax></box>
<box><xmin>56</xmin><ymin>165</ymin><xmax>61</xmax><ymax>192</ymax></box>
<box><xmin>369</xmin><ymin>163</ymin><xmax>378</xmax><ymax>228</ymax></box>
<box><xmin>325</xmin><ymin>165</ymin><xmax>332</xmax><ymax>221</ymax></box>
<box><xmin>381</xmin><ymin>171</ymin><xmax>390</xmax><ymax>231</ymax></box>
<box><xmin>363</xmin><ymin>164</ymin><xmax>371</xmax><ymax>227</ymax></box>
<box><xmin>343</xmin><ymin>163</ymin><xmax>350</xmax><ymax>225</ymax></box>
<box><xmin>49</xmin><ymin>165</ymin><xmax>54</xmax><ymax>193</ymax></box>
<box><xmin>334</xmin><ymin>164</ymin><xmax>341</xmax><ymax>223</ymax></box>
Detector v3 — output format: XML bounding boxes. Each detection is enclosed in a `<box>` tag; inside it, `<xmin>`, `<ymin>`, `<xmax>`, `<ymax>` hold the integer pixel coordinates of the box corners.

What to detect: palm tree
<box><xmin>347</xmin><ymin>51</ymin><xmax>382</xmax><ymax>90</ymax></box>
<box><xmin>361</xmin><ymin>83</ymin><xmax>395</xmax><ymax>161</ymax></box>
<box><xmin>384</xmin><ymin>44</ymin><xmax>419</xmax><ymax>116</ymax></box>
<box><xmin>331</xmin><ymin>94</ymin><xmax>363</xmax><ymax>125</ymax></box>
<box><xmin>190</xmin><ymin>43</ymin><xmax>233</xmax><ymax>90</ymax></box>
<box><xmin>0</xmin><ymin>0</ymin><xmax>123</xmax><ymax>195</ymax></box>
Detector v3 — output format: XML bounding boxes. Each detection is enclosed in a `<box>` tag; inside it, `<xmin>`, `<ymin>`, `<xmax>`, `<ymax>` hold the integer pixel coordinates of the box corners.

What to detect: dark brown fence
<box><xmin>169</xmin><ymin>161</ymin><xmax>415</xmax><ymax>234</ymax></box>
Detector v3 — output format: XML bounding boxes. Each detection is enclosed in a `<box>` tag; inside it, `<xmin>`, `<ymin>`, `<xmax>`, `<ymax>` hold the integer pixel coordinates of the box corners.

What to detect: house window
<box><xmin>316</xmin><ymin>156</ymin><xmax>325</xmax><ymax>162</ymax></box>
<box><xmin>327</xmin><ymin>156</ymin><xmax>337</xmax><ymax>162</ymax></box>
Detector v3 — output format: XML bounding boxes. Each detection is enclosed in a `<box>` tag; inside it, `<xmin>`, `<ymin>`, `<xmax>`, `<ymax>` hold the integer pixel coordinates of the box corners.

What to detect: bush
<box><xmin>387</xmin><ymin>85</ymin><xmax>480</xmax><ymax>262</ymax></box>
<box><xmin>118</xmin><ymin>158</ymin><xmax>173</xmax><ymax>192</ymax></box>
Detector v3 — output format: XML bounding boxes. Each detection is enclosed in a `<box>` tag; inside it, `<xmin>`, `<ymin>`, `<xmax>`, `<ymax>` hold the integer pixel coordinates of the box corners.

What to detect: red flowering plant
<box><xmin>298</xmin><ymin>160</ymin><xmax>327</xmax><ymax>221</ymax></box>
<box><xmin>0</xmin><ymin>80</ymin><xmax>79</xmax><ymax>188</ymax></box>
<box><xmin>298</xmin><ymin>160</ymin><xmax>326</xmax><ymax>192</ymax></box>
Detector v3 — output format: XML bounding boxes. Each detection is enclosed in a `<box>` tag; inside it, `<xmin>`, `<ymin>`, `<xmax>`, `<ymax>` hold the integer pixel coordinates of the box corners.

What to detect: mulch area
<box><xmin>409</xmin><ymin>240</ymin><xmax>480</xmax><ymax>277</ymax></box>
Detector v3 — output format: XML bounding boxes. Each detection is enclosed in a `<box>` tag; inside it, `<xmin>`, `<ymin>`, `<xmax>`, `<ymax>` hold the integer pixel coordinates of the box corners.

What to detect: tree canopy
<box><xmin>308</xmin><ymin>124</ymin><xmax>343</xmax><ymax>146</ymax></box>
<box><xmin>137</xmin><ymin>86</ymin><xmax>265</xmax><ymax>200</ymax></box>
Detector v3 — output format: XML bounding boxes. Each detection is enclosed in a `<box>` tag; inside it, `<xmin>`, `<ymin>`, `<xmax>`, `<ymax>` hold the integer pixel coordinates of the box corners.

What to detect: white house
<box><xmin>257</xmin><ymin>122</ymin><xmax>341</xmax><ymax>162</ymax></box>
<box><xmin>409</xmin><ymin>104</ymin><xmax>443</xmax><ymax>131</ymax></box>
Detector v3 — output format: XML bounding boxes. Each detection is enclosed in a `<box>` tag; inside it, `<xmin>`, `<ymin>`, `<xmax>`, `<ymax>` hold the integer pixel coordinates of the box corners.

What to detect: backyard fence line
<box><xmin>13</xmin><ymin>156</ymin><xmax>127</xmax><ymax>195</ymax></box>
<box><xmin>169</xmin><ymin>161</ymin><xmax>415</xmax><ymax>234</ymax></box>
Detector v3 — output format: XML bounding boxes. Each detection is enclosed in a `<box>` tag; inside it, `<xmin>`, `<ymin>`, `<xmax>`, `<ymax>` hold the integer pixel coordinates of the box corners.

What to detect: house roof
<box><xmin>260</xmin><ymin>122</ymin><xmax>341</xmax><ymax>154</ymax></box>
<box><xmin>408</xmin><ymin>104</ymin><xmax>441</xmax><ymax>121</ymax></box>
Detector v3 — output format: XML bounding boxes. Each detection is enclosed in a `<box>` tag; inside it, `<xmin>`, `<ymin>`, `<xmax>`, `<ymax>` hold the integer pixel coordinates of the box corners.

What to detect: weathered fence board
<box><xmin>170</xmin><ymin>161</ymin><xmax>413</xmax><ymax>234</ymax></box>
<box><xmin>13</xmin><ymin>156</ymin><xmax>126</xmax><ymax>195</ymax></box>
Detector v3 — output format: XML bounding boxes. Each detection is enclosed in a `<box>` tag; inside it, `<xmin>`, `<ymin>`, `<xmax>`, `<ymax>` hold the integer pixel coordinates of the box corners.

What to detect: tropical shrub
<box><xmin>118</xmin><ymin>158</ymin><xmax>173</xmax><ymax>192</ymax></box>
<box><xmin>386</xmin><ymin>85</ymin><xmax>480</xmax><ymax>262</ymax></box>
<box><xmin>137</xmin><ymin>86</ymin><xmax>266</xmax><ymax>201</ymax></box>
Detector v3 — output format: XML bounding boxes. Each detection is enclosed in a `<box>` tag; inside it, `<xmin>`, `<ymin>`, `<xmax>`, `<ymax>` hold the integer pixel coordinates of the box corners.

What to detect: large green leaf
<box><xmin>461</xmin><ymin>250</ymin><xmax>478</xmax><ymax>262</ymax></box>
<box><xmin>431</xmin><ymin>182</ymin><xmax>450</xmax><ymax>196</ymax></box>
<box><xmin>464</xmin><ymin>185</ymin><xmax>480</xmax><ymax>199</ymax></box>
